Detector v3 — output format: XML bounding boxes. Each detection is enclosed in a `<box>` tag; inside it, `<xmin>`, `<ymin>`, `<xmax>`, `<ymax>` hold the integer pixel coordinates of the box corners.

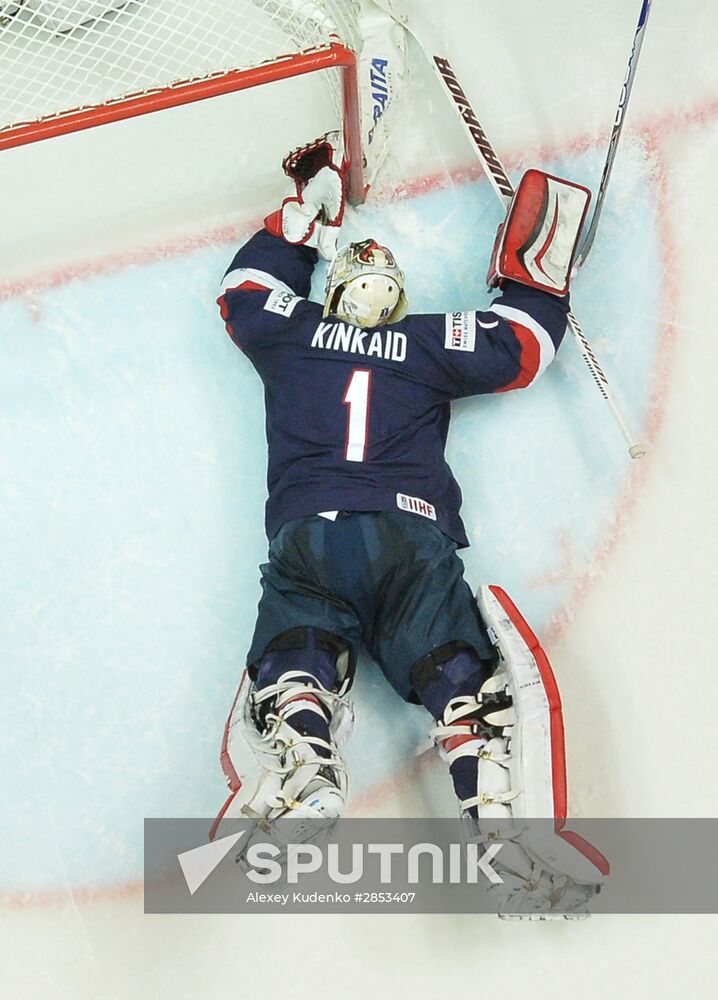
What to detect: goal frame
<box><xmin>0</xmin><ymin>40</ymin><xmax>366</xmax><ymax>203</ymax></box>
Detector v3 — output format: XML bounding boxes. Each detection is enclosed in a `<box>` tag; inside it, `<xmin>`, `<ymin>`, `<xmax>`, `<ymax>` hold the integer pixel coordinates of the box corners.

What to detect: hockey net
<box><xmin>0</xmin><ymin>0</ymin><xmax>379</xmax><ymax>202</ymax></box>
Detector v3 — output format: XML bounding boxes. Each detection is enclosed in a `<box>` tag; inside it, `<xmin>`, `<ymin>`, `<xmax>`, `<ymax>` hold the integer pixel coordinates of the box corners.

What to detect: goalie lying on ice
<box><xmin>212</xmin><ymin>132</ymin><xmax>607</xmax><ymax>917</ymax></box>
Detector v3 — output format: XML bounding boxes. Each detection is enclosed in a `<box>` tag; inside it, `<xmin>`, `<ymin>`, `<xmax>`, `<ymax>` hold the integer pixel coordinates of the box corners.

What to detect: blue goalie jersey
<box><xmin>218</xmin><ymin>229</ymin><xmax>570</xmax><ymax>547</ymax></box>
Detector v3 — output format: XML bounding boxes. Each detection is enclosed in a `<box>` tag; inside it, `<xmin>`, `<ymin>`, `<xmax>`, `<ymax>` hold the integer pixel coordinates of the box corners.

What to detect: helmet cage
<box><xmin>324</xmin><ymin>239</ymin><xmax>408</xmax><ymax>328</ymax></box>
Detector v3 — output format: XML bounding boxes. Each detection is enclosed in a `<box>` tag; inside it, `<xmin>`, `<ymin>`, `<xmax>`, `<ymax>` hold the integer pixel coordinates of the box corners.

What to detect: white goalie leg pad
<box><xmin>210</xmin><ymin>669</ymin><xmax>354</xmax><ymax>843</ymax></box>
<box><xmin>469</xmin><ymin>585</ymin><xmax>609</xmax><ymax>915</ymax></box>
<box><xmin>477</xmin><ymin>584</ymin><xmax>568</xmax><ymax>820</ymax></box>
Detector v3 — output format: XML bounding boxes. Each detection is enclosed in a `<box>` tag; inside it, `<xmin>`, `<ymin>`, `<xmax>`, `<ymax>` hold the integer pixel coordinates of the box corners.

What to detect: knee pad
<box><xmin>410</xmin><ymin>642</ymin><xmax>494</xmax><ymax>720</ymax></box>
<box><xmin>252</xmin><ymin>627</ymin><xmax>355</xmax><ymax>698</ymax></box>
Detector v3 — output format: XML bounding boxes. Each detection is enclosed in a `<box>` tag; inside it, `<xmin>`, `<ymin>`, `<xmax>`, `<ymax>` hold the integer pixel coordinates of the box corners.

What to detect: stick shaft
<box><xmin>432</xmin><ymin>55</ymin><xmax>645</xmax><ymax>458</ymax></box>
<box><xmin>575</xmin><ymin>0</ymin><xmax>654</xmax><ymax>267</ymax></box>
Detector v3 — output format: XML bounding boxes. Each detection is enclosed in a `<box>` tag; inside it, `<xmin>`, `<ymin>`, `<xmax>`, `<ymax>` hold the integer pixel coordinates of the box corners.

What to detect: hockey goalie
<box><xmin>212</xmin><ymin>132</ymin><xmax>608</xmax><ymax>917</ymax></box>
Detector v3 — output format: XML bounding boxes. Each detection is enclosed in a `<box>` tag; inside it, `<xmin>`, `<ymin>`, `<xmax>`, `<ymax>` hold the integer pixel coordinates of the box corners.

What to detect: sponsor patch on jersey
<box><xmin>264</xmin><ymin>288</ymin><xmax>301</xmax><ymax>318</ymax></box>
<box><xmin>444</xmin><ymin>311</ymin><xmax>476</xmax><ymax>352</ymax></box>
<box><xmin>396</xmin><ymin>492</ymin><xmax>437</xmax><ymax>521</ymax></box>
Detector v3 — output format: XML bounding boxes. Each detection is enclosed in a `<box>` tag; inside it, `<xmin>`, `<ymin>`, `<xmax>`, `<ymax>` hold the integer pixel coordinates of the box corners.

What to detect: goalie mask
<box><xmin>324</xmin><ymin>239</ymin><xmax>408</xmax><ymax>328</ymax></box>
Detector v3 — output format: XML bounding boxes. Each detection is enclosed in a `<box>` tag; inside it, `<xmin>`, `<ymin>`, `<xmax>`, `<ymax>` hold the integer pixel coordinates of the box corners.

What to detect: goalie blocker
<box><xmin>488</xmin><ymin>169</ymin><xmax>591</xmax><ymax>296</ymax></box>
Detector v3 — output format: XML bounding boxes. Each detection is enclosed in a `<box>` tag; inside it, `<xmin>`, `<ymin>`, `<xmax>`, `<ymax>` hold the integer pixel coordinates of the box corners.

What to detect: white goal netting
<box><xmin>0</xmin><ymin>0</ymin><xmax>362</xmax><ymax>137</ymax></box>
<box><xmin>0</xmin><ymin>0</ymin><xmax>407</xmax><ymax>282</ymax></box>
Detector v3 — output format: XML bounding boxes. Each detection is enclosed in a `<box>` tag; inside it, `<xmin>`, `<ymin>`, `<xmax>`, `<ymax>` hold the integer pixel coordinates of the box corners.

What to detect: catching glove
<box><xmin>265</xmin><ymin>131</ymin><xmax>347</xmax><ymax>260</ymax></box>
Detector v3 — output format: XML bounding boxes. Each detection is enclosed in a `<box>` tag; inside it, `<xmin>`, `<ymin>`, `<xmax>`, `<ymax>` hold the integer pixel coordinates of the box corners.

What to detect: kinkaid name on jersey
<box><xmin>311</xmin><ymin>321</ymin><xmax>407</xmax><ymax>362</ymax></box>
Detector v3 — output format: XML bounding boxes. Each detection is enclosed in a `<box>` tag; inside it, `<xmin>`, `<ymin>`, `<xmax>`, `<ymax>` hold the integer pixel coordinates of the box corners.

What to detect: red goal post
<box><xmin>0</xmin><ymin>1</ymin><xmax>373</xmax><ymax>203</ymax></box>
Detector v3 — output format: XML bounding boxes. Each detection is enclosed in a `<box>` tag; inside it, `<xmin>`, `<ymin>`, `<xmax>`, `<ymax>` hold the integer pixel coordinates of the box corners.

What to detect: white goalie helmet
<box><xmin>324</xmin><ymin>239</ymin><xmax>408</xmax><ymax>328</ymax></box>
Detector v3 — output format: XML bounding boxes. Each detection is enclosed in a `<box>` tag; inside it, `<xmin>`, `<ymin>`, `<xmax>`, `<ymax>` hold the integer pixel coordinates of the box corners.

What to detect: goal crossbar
<box><xmin>0</xmin><ymin>40</ymin><xmax>366</xmax><ymax>203</ymax></box>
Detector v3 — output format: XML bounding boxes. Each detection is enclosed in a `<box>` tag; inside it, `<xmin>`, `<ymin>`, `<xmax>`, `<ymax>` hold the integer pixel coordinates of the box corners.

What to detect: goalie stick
<box><xmin>575</xmin><ymin>0</ymin><xmax>654</xmax><ymax>268</ymax></box>
<box><xmin>431</xmin><ymin>56</ymin><xmax>646</xmax><ymax>460</ymax></box>
<box><xmin>372</xmin><ymin>0</ymin><xmax>646</xmax><ymax>459</ymax></box>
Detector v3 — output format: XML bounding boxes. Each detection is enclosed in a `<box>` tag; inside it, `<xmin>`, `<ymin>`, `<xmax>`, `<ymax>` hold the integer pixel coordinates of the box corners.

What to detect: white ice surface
<box><xmin>2</xmin><ymin>0</ymin><xmax>718</xmax><ymax>996</ymax></box>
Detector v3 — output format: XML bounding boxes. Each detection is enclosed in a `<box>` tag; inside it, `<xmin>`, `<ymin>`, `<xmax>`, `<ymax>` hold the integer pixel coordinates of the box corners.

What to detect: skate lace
<box><xmin>251</xmin><ymin>673</ymin><xmax>347</xmax><ymax>781</ymax></box>
<box><xmin>429</xmin><ymin>695</ymin><xmax>505</xmax><ymax>748</ymax></box>
<box><xmin>431</xmin><ymin>695</ymin><xmax>518</xmax><ymax>815</ymax></box>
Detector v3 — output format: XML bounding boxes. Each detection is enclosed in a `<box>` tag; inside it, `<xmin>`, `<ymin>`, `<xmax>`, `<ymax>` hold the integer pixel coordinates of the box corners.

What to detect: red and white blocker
<box><xmin>488</xmin><ymin>169</ymin><xmax>591</xmax><ymax>296</ymax></box>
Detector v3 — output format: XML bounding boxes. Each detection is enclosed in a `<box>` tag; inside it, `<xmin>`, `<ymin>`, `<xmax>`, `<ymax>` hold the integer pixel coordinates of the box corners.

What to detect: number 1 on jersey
<box><xmin>342</xmin><ymin>369</ymin><xmax>372</xmax><ymax>462</ymax></box>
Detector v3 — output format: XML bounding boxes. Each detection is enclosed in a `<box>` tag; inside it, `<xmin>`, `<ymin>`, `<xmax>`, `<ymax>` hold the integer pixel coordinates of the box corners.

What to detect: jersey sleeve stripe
<box><xmin>495</xmin><ymin>320</ymin><xmax>542</xmax><ymax>391</ymax></box>
<box><xmin>216</xmin><ymin>293</ymin><xmax>242</xmax><ymax>349</ymax></box>
<box><xmin>490</xmin><ymin>303</ymin><xmax>556</xmax><ymax>390</ymax></box>
<box><xmin>219</xmin><ymin>266</ymin><xmax>294</xmax><ymax>296</ymax></box>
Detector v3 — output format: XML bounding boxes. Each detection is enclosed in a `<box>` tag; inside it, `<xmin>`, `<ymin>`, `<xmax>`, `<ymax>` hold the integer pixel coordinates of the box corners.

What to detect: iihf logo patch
<box><xmin>444</xmin><ymin>311</ymin><xmax>476</xmax><ymax>352</ymax></box>
<box><xmin>396</xmin><ymin>493</ymin><xmax>437</xmax><ymax>521</ymax></box>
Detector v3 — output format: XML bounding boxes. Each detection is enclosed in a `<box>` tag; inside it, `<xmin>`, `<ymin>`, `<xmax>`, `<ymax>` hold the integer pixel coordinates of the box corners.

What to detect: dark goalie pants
<box><xmin>246</xmin><ymin>511</ymin><xmax>496</xmax><ymax>705</ymax></box>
